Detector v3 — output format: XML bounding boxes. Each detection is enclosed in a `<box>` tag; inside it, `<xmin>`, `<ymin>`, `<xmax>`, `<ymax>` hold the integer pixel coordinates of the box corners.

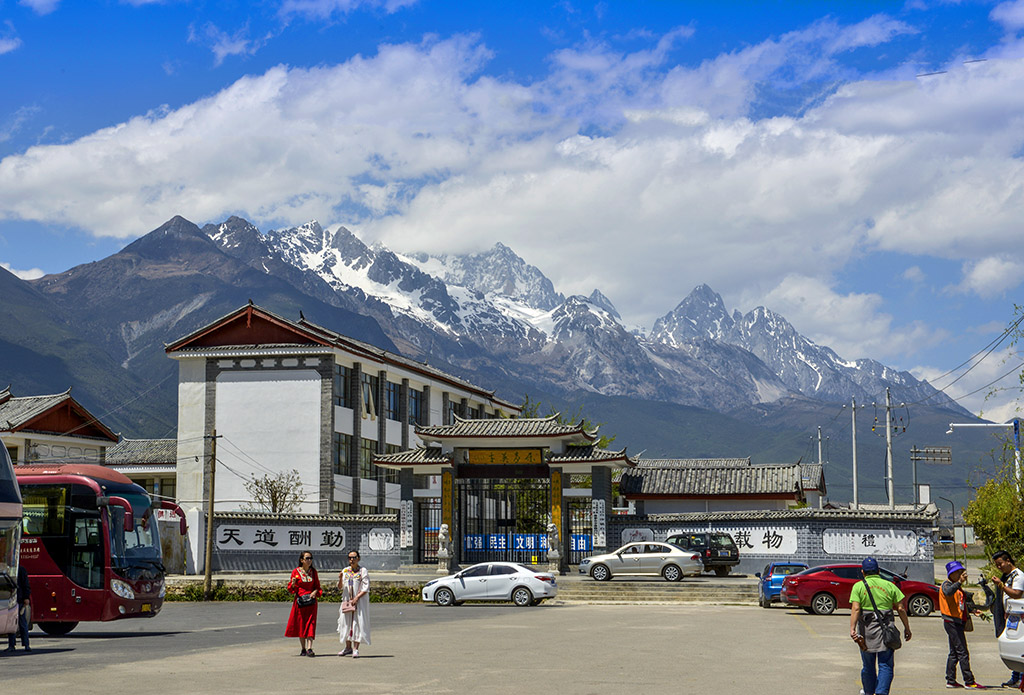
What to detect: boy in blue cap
<box><xmin>940</xmin><ymin>560</ymin><xmax>981</xmax><ymax>688</ymax></box>
<box><xmin>850</xmin><ymin>557</ymin><xmax>913</xmax><ymax>695</ymax></box>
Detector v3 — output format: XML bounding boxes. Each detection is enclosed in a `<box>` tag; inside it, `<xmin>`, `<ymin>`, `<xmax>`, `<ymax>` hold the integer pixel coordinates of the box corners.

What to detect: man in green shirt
<box><xmin>849</xmin><ymin>557</ymin><xmax>913</xmax><ymax>695</ymax></box>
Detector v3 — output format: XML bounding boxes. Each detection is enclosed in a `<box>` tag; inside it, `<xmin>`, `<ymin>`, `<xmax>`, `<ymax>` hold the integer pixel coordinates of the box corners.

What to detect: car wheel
<box><xmin>37</xmin><ymin>621</ymin><xmax>78</xmax><ymax>636</ymax></box>
<box><xmin>434</xmin><ymin>587</ymin><xmax>455</xmax><ymax>607</ymax></box>
<box><xmin>811</xmin><ymin>592</ymin><xmax>837</xmax><ymax>615</ymax></box>
<box><xmin>758</xmin><ymin>590</ymin><xmax>768</xmax><ymax>608</ymax></box>
<box><xmin>714</xmin><ymin>566</ymin><xmax>730</xmax><ymax>577</ymax></box>
<box><xmin>908</xmin><ymin>594</ymin><xmax>934</xmax><ymax>617</ymax></box>
<box><xmin>512</xmin><ymin>586</ymin><xmax>534</xmax><ymax>607</ymax></box>
<box><xmin>662</xmin><ymin>564</ymin><xmax>683</xmax><ymax>582</ymax></box>
<box><xmin>591</xmin><ymin>564</ymin><xmax>611</xmax><ymax>581</ymax></box>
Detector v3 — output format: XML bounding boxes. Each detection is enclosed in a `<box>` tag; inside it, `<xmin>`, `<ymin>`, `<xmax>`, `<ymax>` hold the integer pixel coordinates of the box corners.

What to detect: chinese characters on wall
<box><xmin>214</xmin><ymin>524</ymin><xmax>347</xmax><ymax>552</ymax></box>
<box><xmin>822</xmin><ymin>528</ymin><xmax>919</xmax><ymax>557</ymax></box>
<box><xmin>666</xmin><ymin>527</ymin><xmax>798</xmax><ymax>554</ymax></box>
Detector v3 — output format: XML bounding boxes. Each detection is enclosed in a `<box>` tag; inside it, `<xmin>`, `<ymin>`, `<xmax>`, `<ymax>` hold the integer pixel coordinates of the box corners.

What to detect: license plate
<box><xmin>1010</xmin><ymin>616</ymin><xmax>1021</xmax><ymax>630</ymax></box>
<box><xmin>141</xmin><ymin>603</ymin><xmax>151</xmax><ymax>613</ymax></box>
<box><xmin>718</xmin><ymin>551</ymin><xmax>730</xmax><ymax>557</ymax></box>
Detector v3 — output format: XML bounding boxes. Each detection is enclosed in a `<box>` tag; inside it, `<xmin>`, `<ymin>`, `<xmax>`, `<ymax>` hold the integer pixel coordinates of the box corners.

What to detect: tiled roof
<box><xmin>417</xmin><ymin>415</ymin><xmax>597</xmax><ymax>440</ymax></box>
<box><xmin>0</xmin><ymin>388</ymin><xmax>71</xmax><ymax>430</ymax></box>
<box><xmin>106</xmin><ymin>438</ymin><xmax>178</xmax><ymax>465</ymax></box>
<box><xmin>549</xmin><ymin>445</ymin><xmax>634</xmax><ymax>466</ymax></box>
<box><xmin>214</xmin><ymin>511</ymin><xmax>397</xmax><ymax>523</ymax></box>
<box><xmin>374</xmin><ymin>447</ymin><xmax>451</xmax><ymax>465</ymax></box>
<box><xmin>621</xmin><ymin>464</ymin><xmax>803</xmax><ymax>497</ymax></box>
<box><xmin>646</xmin><ymin>504</ymin><xmax>939</xmax><ymax>524</ymax></box>
<box><xmin>800</xmin><ymin>463</ymin><xmax>824</xmax><ymax>491</ymax></box>
<box><xmin>107</xmin><ymin>464</ymin><xmax>177</xmax><ymax>475</ymax></box>
<box><xmin>635</xmin><ymin>458</ymin><xmax>751</xmax><ymax>468</ymax></box>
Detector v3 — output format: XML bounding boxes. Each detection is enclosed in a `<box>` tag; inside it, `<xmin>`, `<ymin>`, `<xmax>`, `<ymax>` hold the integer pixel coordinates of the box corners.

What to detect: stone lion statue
<box><xmin>546</xmin><ymin>522</ymin><xmax>560</xmax><ymax>559</ymax></box>
<box><xmin>437</xmin><ymin>523</ymin><xmax>451</xmax><ymax>558</ymax></box>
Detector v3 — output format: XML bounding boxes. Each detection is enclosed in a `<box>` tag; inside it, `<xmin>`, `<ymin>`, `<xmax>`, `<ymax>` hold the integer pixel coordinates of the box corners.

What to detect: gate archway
<box><xmin>458</xmin><ymin>477</ymin><xmax>550</xmax><ymax>564</ymax></box>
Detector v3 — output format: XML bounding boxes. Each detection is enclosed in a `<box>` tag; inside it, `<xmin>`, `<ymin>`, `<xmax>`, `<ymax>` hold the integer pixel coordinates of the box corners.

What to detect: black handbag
<box><xmin>861</xmin><ymin>578</ymin><xmax>902</xmax><ymax>650</ymax></box>
<box><xmin>297</xmin><ymin>592</ymin><xmax>317</xmax><ymax>607</ymax></box>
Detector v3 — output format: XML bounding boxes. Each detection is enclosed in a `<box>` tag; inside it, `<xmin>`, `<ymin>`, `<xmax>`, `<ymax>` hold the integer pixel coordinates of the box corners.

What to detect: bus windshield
<box><xmin>108</xmin><ymin>492</ymin><xmax>162</xmax><ymax>572</ymax></box>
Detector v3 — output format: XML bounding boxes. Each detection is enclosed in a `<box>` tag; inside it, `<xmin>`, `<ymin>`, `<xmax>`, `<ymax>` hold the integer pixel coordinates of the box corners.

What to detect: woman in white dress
<box><xmin>337</xmin><ymin>550</ymin><xmax>370</xmax><ymax>657</ymax></box>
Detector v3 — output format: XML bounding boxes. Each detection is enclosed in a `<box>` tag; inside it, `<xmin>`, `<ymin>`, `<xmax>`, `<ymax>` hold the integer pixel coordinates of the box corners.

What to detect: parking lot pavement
<box><xmin>2</xmin><ymin>602</ymin><xmax>1010</xmax><ymax>694</ymax></box>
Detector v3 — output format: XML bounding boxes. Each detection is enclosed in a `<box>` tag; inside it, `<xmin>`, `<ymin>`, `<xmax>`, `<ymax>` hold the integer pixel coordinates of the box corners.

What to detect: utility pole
<box><xmin>203</xmin><ymin>429</ymin><xmax>219</xmax><ymax>600</ymax></box>
<box><xmin>851</xmin><ymin>397</ymin><xmax>858</xmax><ymax>510</ymax></box>
<box><xmin>817</xmin><ymin>426</ymin><xmax>823</xmax><ymax>465</ymax></box>
<box><xmin>885</xmin><ymin>388</ymin><xmax>894</xmax><ymax>509</ymax></box>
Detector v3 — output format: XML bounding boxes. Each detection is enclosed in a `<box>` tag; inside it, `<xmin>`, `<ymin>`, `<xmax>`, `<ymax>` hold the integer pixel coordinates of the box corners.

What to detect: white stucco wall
<box><xmin>215</xmin><ymin>370</ymin><xmax>321</xmax><ymax>514</ymax></box>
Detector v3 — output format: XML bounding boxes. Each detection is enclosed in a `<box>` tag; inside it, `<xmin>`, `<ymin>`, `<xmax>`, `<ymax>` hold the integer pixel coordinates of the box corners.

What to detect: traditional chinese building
<box><xmin>166</xmin><ymin>302</ymin><xmax>519</xmax><ymax>572</ymax></box>
<box><xmin>375</xmin><ymin>415</ymin><xmax>637</xmax><ymax>568</ymax></box>
<box><xmin>105</xmin><ymin>437</ymin><xmax>178</xmax><ymax>502</ymax></box>
<box><xmin>619</xmin><ymin>458</ymin><xmax>815</xmax><ymax>514</ymax></box>
<box><xmin>0</xmin><ymin>387</ymin><xmax>118</xmax><ymax>465</ymax></box>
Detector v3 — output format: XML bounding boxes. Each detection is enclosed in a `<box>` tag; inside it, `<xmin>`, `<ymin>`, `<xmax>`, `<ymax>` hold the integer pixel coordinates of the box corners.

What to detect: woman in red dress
<box><xmin>285</xmin><ymin>551</ymin><xmax>322</xmax><ymax>656</ymax></box>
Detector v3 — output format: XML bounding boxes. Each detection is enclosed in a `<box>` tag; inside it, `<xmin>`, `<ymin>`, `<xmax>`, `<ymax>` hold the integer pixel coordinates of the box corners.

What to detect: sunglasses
<box><xmin>348</xmin><ymin>556</ymin><xmax>359</xmax><ymax>560</ymax></box>
<box><xmin>302</xmin><ymin>556</ymin><xmax>313</xmax><ymax>561</ymax></box>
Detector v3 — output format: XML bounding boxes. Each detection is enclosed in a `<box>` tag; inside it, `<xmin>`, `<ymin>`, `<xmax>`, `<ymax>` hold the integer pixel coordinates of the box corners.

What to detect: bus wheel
<box><xmin>38</xmin><ymin>621</ymin><xmax>79</xmax><ymax>636</ymax></box>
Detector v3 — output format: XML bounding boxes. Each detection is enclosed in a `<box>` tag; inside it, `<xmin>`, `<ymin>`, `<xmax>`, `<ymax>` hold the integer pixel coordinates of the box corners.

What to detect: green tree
<box><xmin>242</xmin><ymin>469</ymin><xmax>306</xmax><ymax>513</ymax></box>
<box><xmin>963</xmin><ymin>450</ymin><xmax>1024</xmax><ymax>562</ymax></box>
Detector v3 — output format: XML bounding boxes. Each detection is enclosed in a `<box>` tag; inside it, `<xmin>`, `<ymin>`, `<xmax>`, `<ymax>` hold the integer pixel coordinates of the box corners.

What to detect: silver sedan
<box><xmin>578</xmin><ymin>542</ymin><xmax>703</xmax><ymax>581</ymax></box>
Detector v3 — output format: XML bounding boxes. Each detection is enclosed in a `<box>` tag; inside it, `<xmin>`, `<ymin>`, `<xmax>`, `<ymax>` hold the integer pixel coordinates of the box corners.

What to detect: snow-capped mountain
<box><xmin>652</xmin><ymin>284</ymin><xmax>962</xmax><ymax>409</ymax></box>
<box><xmin>201</xmin><ymin>218</ymin><xmax>965</xmax><ymax>415</ymax></box>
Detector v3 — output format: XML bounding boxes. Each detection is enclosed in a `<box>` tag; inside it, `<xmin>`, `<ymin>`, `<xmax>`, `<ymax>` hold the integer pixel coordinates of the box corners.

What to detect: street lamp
<box><xmin>938</xmin><ymin>496</ymin><xmax>957</xmax><ymax>563</ymax></box>
<box><xmin>947</xmin><ymin>419</ymin><xmax>1021</xmax><ymax>490</ymax></box>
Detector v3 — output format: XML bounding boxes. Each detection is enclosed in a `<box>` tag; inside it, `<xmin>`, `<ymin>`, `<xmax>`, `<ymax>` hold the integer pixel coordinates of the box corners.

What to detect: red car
<box><xmin>780</xmin><ymin>564</ymin><xmax>938</xmax><ymax>616</ymax></box>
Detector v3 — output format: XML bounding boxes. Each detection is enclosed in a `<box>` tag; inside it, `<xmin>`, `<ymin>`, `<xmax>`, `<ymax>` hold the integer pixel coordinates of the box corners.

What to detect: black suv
<box><xmin>665</xmin><ymin>532</ymin><xmax>740</xmax><ymax>576</ymax></box>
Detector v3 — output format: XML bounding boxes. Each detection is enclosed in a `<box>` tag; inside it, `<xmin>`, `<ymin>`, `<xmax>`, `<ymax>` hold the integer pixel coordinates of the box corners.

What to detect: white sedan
<box><xmin>422</xmin><ymin>562</ymin><xmax>558</xmax><ymax>607</ymax></box>
<box><xmin>999</xmin><ymin>598</ymin><xmax>1024</xmax><ymax>672</ymax></box>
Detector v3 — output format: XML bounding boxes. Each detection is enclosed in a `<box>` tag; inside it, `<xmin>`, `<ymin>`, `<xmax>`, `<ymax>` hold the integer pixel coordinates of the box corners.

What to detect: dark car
<box><xmin>755</xmin><ymin>562</ymin><xmax>808</xmax><ymax>607</ymax></box>
<box><xmin>780</xmin><ymin>563</ymin><xmax>938</xmax><ymax>616</ymax></box>
<box><xmin>665</xmin><ymin>532</ymin><xmax>740</xmax><ymax>576</ymax></box>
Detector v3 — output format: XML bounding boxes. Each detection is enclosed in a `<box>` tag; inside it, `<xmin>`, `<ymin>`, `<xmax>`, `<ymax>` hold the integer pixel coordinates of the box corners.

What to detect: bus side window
<box><xmin>69</xmin><ymin>517</ymin><xmax>103</xmax><ymax>589</ymax></box>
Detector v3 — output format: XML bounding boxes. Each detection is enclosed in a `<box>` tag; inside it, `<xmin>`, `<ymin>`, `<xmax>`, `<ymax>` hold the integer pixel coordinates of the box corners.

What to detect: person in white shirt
<box><xmin>992</xmin><ymin>550</ymin><xmax>1024</xmax><ymax>688</ymax></box>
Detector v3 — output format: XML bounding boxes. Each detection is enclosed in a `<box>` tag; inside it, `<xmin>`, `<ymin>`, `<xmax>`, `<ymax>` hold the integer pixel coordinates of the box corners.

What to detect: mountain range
<box><xmin>0</xmin><ymin>214</ymin><xmax>990</xmax><ymax>507</ymax></box>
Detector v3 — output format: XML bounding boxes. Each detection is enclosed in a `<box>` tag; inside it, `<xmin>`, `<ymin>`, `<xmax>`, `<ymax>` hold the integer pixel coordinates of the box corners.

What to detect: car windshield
<box><xmin>710</xmin><ymin>534</ymin><xmax>735</xmax><ymax>548</ymax></box>
<box><xmin>108</xmin><ymin>493</ymin><xmax>162</xmax><ymax>569</ymax></box>
<box><xmin>774</xmin><ymin>565</ymin><xmax>805</xmax><ymax>576</ymax></box>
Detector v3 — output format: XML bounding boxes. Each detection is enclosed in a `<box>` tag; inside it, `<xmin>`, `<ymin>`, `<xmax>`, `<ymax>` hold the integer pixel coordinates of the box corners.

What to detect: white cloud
<box><xmin>19</xmin><ymin>0</ymin><xmax>59</xmax><ymax>15</ymax></box>
<box><xmin>278</xmin><ymin>0</ymin><xmax>418</xmax><ymax>20</ymax></box>
<box><xmin>903</xmin><ymin>265</ymin><xmax>926</xmax><ymax>283</ymax></box>
<box><xmin>954</xmin><ymin>256</ymin><xmax>1024</xmax><ymax>298</ymax></box>
<box><xmin>2</xmin><ymin>22</ymin><xmax>1024</xmax><ymax>347</ymax></box>
<box><xmin>992</xmin><ymin>0</ymin><xmax>1024</xmax><ymax>32</ymax></box>
<box><xmin>0</xmin><ymin>21</ymin><xmax>22</xmax><ymax>56</ymax></box>
<box><xmin>756</xmin><ymin>275</ymin><xmax>942</xmax><ymax>361</ymax></box>
<box><xmin>188</xmin><ymin>23</ymin><xmax>266</xmax><ymax>66</ymax></box>
<box><xmin>913</xmin><ymin>345</ymin><xmax>1024</xmax><ymax>419</ymax></box>
<box><xmin>0</xmin><ymin>261</ymin><xmax>44</xmax><ymax>280</ymax></box>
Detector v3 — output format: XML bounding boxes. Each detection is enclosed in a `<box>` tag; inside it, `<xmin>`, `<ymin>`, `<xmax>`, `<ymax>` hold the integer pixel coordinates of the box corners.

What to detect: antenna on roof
<box><xmin>299</xmin><ymin>310</ymin><xmax>305</xmax><ymax>321</ymax></box>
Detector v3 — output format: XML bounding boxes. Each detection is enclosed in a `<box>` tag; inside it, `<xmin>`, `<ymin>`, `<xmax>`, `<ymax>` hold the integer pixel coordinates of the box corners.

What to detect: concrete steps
<box><xmin>553</xmin><ymin>579</ymin><xmax>758</xmax><ymax>605</ymax></box>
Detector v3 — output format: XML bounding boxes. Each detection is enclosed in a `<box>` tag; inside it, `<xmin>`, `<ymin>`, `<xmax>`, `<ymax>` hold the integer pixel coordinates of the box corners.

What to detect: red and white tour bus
<box><xmin>0</xmin><ymin>445</ymin><xmax>22</xmax><ymax>636</ymax></box>
<box><xmin>15</xmin><ymin>464</ymin><xmax>185</xmax><ymax>635</ymax></box>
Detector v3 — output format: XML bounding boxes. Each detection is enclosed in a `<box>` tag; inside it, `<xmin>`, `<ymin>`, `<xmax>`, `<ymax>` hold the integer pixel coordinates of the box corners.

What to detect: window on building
<box><xmin>359</xmin><ymin>438</ymin><xmax>376</xmax><ymax>479</ymax></box>
<box><xmin>386</xmin><ymin>381</ymin><xmax>400</xmax><ymax>421</ymax></box>
<box><xmin>445</xmin><ymin>399</ymin><xmax>457</xmax><ymax>425</ymax></box>
<box><xmin>333</xmin><ymin>365</ymin><xmax>352</xmax><ymax>408</ymax></box>
<box><xmin>409</xmin><ymin>388</ymin><xmax>423</xmax><ymax>426</ymax></box>
<box><xmin>333</xmin><ymin>433</ymin><xmax>352</xmax><ymax>475</ymax></box>
<box><xmin>361</xmin><ymin>373</ymin><xmax>378</xmax><ymax>419</ymax></box>
<box><xmin>332</xmin><ymin>502</ymin><xmax>352</xmax><ymax>514</ymax></box>
<box><xmin>5</xmin><ymin>446</ymin><xmax>17</xmax><ymax>463</ymax></box>
<box><xmin>383</xmin><ymin>444</ymin><xmax>400</xmax><ymax>484</ymax></box>
<box><xmin>468</xmin><ymin>403</ymin><xmax>482</xmax><ymax>419</ymax></box>
<box><xmin>360</xmin><ymin>504</ymin><xmax>378</xmax><ymax>515</ymax></box>
<box><xmin>160</xmin><ymin>478</ymin><xmax>176</xmax><ymax>501</ymax></box>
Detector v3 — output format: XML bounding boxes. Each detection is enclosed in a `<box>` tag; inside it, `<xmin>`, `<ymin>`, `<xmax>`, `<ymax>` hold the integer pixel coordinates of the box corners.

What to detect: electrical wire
<box><xmin>58</xmin><ymin>371</ymin><xmax>177</xmax><ymax>438</ymax></box>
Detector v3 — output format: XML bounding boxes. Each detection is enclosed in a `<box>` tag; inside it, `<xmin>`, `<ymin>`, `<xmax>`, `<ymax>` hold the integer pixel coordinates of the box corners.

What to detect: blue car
<box><xmin>756</xmin><ymin>562</ymin><xmax>808</xmax><ymax>607</ymax></box>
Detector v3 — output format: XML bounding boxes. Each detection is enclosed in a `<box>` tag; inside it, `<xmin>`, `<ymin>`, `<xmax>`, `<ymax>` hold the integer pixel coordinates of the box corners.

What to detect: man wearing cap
<box><xmin>991</xmin><ymin>550</ymin><xmax>1024</xmax><ymax>687</ymax></box>
<box><xmin>940</xmin><ymin>560</ymin><xmax>981</xmax><ymax>689</ymax></box>
<box><xmin>850</xmin><ymin>557</ymin><xmax>913</xmax><ymax>695</ymax></box>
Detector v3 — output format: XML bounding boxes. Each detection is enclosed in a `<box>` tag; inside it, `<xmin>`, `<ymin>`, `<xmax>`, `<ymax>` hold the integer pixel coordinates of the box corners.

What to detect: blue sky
<box><xmin>3</xmin><ymin>0</ymin><xmax>1024</xmax><ymax>419</ymax></box>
